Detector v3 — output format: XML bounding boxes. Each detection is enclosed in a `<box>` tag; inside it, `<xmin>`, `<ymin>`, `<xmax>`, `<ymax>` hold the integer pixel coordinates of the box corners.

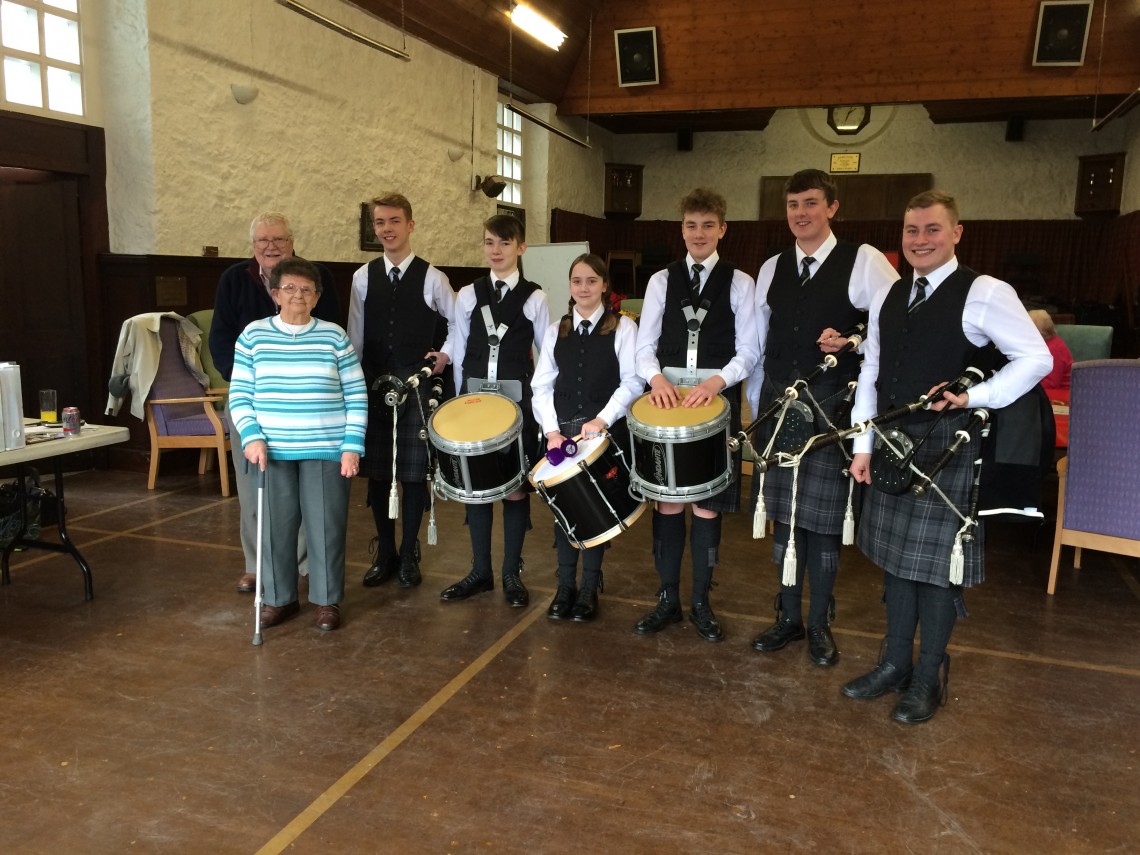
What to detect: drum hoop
<box><xmin>528</xmin><ymin>435</ymin><xmax>609</xmax><ymax>489</ymax></box>
<box><xmin>628</xmin><ymin>410</ymin><xmax>729</xmax><ymax>441</ymax></box>
<box><xmin>630</xmin><ymin>468</ymin><xmax>733</xmax><ymax>504</ymax></box>
<box><xmin>575</xmin><ymin>501</ymin><xmax>648</xmax><ymax>548</ymax></box>
<box><xmin>435</xmin><ymin>471</ymin><xmax>525</xmax><ymax>504</ymax></box>
<box><xmin>428</xmin><ymin>394</ymin><xmax>522</xmax><ymax>454</ymax></box>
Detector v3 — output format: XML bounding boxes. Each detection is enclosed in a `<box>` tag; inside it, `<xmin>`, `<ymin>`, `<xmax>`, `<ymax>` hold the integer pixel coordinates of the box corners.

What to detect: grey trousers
<box><xmin>230</xmin><ymin>408</ymin><xmax>308</xmax><ymax>575</ymax></box>
<box><xmin>257</xmin><ymin>458</ymin><xmax>351</xmax><ymax>608</ymax></box>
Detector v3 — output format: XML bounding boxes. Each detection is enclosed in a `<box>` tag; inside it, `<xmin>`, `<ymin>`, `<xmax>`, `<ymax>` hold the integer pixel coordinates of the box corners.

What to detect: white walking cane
<box><xmin>252</xmin><ymin>463</ymin><xmax>266</xmax><ymax>646</ymax></box>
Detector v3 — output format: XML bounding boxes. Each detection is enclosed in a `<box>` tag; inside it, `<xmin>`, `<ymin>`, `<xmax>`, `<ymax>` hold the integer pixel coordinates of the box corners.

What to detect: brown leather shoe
<box><xmin>259</xmin><ymin>601</ymin><xmax>300</xmax><ymax>627</ymax></box>
<box><xmin>315</xmin><ymin>604</ymin><xmax>341</xmax><ymax>632</ymax></box>
<box><xmin>237</xmin><ymin>573</ymin><xmax>256</xmax><ymax>593</ymax></box>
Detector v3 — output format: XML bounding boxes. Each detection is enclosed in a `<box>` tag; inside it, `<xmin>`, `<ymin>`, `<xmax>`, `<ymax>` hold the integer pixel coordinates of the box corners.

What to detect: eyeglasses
<box><xmin>253</xmin><ymin>236</ymin><xmax>293</xmax><ymax>248</ymax></box>
<box><xmin>276</xmin><ymin>284</ymin><xmax>317</xmax><ymax>296</ymax></box>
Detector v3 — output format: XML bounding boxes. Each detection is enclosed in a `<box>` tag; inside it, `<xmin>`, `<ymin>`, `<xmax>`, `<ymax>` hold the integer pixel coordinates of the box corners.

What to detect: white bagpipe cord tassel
<box><xmin>753</xmin><ymin>472</ymin><xmax>767</xmax><ymax>539</ymax></box>
<box><xmin>949</xmin><ymin>526</ymin><xmax>967</xmax><ymax>586</ymax></box>
<box><xmin>388</xmin><ymin>407</ymin><xmax>399</xmax><ymax>519</ymax></box>
<box><xmin>842</xmin><ymin>477</ymin><xmax>856</xmax><ymax>546</ymax></box>
<box><xmin>782</xmin><ymin>532</ymin><xmax>798</xmax><ymax>587</ymax></box>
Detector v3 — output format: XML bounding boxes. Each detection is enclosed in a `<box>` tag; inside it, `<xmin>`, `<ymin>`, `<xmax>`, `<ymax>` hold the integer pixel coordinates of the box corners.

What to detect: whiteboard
<box><xmin>522</xmin><ymin>241</ymin><xmax>590</xmax><ymax>324</ymax></box>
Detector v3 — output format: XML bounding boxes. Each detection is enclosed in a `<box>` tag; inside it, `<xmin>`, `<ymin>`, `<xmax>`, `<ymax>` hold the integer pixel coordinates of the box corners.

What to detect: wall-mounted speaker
<box><xmin>615</xmin><ymin>27</ymin><xmax>659</xmax><ymax>87</ymax></box>
<box><xmin>677</xmin><ymin>128</ymin><xmax>693</xmax><ymax>151</ymax></box>
<box><xmin>1032</xmin><ymin>1</ymin><xmax>1093</xmax><ymax>66</ymax></box>
<box><xmin>1005</xmin><ymin>116</ymin><xmax>1026</xmax><ymax>142</ymax></box>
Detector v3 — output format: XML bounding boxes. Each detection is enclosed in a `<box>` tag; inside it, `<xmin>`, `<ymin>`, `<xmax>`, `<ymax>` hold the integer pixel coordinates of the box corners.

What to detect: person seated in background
<box><xmin>1029</xmin><ymin>309</ymin><xmax>1072</xmax><ymax>396</ymax></box>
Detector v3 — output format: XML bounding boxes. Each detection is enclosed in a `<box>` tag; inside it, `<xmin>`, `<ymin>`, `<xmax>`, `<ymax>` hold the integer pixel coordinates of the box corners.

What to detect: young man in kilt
<box><xmin>748</xmin><ymin>169</ymin><xmax>897</xmax><ymax>666</ymax></box>
<box><xmin>347</xmin><ymin>193</ymin><xmax>455</xmax><ymax>588</ymax></box>
<box><xmin>844</xmin><ymin>190</ymin><xmax>1050</xmax><ymax>723</ymax></box>
<box><xmin>632</xmin><ymin>188</ymin><xmax>759</xmax><ymax>642</ymax></box>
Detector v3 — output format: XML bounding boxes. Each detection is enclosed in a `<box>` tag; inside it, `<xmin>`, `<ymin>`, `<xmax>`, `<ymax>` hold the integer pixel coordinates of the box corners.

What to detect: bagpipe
<box><xmin>369</xmin><ymin>356</ymin><xmax>447</xmax><ymax>543</ymax></box>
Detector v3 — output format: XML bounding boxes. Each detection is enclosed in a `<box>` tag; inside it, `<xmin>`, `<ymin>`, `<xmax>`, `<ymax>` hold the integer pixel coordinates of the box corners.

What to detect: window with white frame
<box><xmin>0</xmin><ymin>0</ymin><xmax>83</xmax><ymax>116</ymax></box>
<box><xmin>496</xmin><ymin>101</ymin><xmax>523</xmax><ymax>206</ymax></box>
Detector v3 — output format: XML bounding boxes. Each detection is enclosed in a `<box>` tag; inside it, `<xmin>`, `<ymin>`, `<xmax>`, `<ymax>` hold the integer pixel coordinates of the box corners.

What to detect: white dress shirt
<box><xmin>346</xmin><ymin>253</ymin><xmax>457</xmax><ymax>361</ymax></box>
<box><xmin>449</xmin><ymin>269</ymin><xmax>551</xmax><ymax>391</ymax></box>
<box><xmin>531</xmin><ymin>307</ymin><xmax>642</xmax><ymax>435</ymax></box>
<box><xmin>851</xmin><ymin>257</ymin><xmax>1052</xmax><ymax>453</ymax></box>
<box><xmin>634</xmin><ymin>250</ymin><xmax>759</xmax><ymax>387</ymax></box>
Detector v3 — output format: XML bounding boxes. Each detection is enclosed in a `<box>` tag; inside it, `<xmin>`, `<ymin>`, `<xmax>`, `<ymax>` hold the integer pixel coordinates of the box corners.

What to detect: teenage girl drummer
<box><xmin>530</xmin><ymin>254</ymin><xmax>643</xmax><ymax>621</ymax></box>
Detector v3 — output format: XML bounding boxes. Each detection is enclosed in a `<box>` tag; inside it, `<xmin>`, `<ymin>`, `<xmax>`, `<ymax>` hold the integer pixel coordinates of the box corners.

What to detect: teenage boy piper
<box><xmin>633</xmin><ymin>189</ymin><xmax>759</xmax><ymax>641</ymax></box>
<box><xmin>844</xmin><ymin>190</ymin><xmax>1049</xmax><ymax>723</ymax></box>
<box><xmin>439</xmin><ymin>215</ymin><xmax>550</xmax><ymax>607</ymax></box>
<box><xmin>347</xmin><ymin>193</ymin><xmax>455</xmax><ymax>588</ymax></box>
<box><xmin>748</xmin><ymin>169</ymin><xmax>897</xmax><ymax>665</ymax></box>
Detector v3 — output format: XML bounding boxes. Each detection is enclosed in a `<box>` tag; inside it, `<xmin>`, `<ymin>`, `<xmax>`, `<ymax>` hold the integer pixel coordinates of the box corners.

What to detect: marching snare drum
<box><xmin>529</xmin><ymin>434</ymin><xmax>646</xmax><ymax>549</ymax></box>
<box><xmin>428</xmin><ymin>393</ymin><xmax>526</xmax><ymax>503</ymax></box>
<box><xmin>627</xmin><ymin>388</ymin><xmax>733</xmax><ymax>503</ymax></box>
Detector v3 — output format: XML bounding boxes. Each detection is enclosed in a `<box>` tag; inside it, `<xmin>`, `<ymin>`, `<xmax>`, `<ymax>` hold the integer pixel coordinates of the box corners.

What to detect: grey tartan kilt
<box><xmin>857</xmin><ymin>410</ymin><xmax>985</xmax><ymax>587</ymax></box>
<box><xmin>361</xmin><ymin>387</ymin><xmax>431</xmax><ymax>483</ymax></box>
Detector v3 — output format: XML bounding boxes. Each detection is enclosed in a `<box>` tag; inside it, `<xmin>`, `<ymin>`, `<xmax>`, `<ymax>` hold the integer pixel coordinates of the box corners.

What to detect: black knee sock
<box><xmin>773</xmin><ymin>522</ymin><xmax>805</xmax><ymax>625</ymax></box>
<box><xmin>466</xmin><ymin>503</ymin><xmax>493</xmax><ymax>578</ymax></box>
<box><xmin>652</xmin><ymin>510</ymin><xmax>686</xmax><ymax>597</ymax></box>
<box><xmin>690</xmin><ymin>514</ymin><xmax>721</xmax><ymax>606</ymax></box>
<box><xmin>400</xmin><ymin>481</ymin><xmax>427</xmax><ymax>558</ymax></box>
<box><xmin>501</xmin><ymin>496</ymin><xmax>529</xmax><ymax>579</ymax></box>
<box><xmin>554</xmin><ymin>525</ymin><xmax>578</xmax><ymax>588</ymax></box>
<box><xmin>915</xmin><ymin>582</ymin><xmax>957</xmax><ymax>684</ymax></box>
<box><xmin>805</xmin><ymin>530</ymin><xmax>841</xmax><ymax>627</ymax></box>
<box><xmin>883</xmin><ymin>572</ymin><xmax>918</xmax><ymax>670</ymax></box>
<box><xmin>368</xmin><ymin>478</ymin><xmax>396</xmax><ymax>555</ymax></box>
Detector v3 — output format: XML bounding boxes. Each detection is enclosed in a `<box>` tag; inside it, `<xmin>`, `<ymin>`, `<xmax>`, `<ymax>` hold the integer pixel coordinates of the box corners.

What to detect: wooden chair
<box><xmin>1047</xmin><ymin>360</ymin><xmax>1140</xmax><ymax>594</ymax></box>
<box><xmin>145</xmin><ymin>317</ymin><xmax>231</xmax><ymax>496</ymax></box>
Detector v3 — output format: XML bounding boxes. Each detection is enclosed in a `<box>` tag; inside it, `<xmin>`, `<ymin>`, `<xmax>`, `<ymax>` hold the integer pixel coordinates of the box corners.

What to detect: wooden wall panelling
<box><xmin>759</xmin><ymin>174</ymin><xmax>933</xmax><ymax>221</ymax></box>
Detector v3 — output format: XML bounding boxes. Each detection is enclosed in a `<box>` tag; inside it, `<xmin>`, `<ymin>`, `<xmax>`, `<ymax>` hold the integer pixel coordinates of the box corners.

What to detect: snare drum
<box><xmin>529</xmin><ymin>434</ymin><xmax>646</xmax><ymax>548</ymax></box>
<box><xmin>627</xmin><ymin>389</ymin><xmax>732</xmax><ymax>503</ymax></box>
<box><xmin>428</xmin><ymin>393</ymin><xmax>525</xmax><ymax>503</ymax></box>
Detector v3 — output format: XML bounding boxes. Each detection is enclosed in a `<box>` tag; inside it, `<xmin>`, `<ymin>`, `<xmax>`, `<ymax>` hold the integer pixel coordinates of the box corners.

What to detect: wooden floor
<box><xmin>1</xmin><ymin>466</ymin><xmax>1138</xmax><ymax>854</ymax></box>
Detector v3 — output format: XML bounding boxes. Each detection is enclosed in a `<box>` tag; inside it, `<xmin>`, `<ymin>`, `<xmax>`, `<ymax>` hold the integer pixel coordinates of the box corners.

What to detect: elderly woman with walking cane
<box><xmin>229</xmin><ymin>257</ymin><xmax>367</xmax><ymax>632</ymax></box>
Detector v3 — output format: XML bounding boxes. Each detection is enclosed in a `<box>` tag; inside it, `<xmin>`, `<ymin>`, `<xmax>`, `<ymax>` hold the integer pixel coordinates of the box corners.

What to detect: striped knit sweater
<box><xmin>230</xmin><ymin>317</ymin><xmax>368</xmax><ymax>461</ymax></box>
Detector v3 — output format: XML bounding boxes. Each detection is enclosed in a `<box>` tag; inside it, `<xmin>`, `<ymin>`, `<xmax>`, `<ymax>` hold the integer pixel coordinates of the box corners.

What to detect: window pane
<box><xmin>496</xmin><ymin>101</ymin><xmax>504</xmax><ymax>123</ymax></box>
<box><xmin>46</xmin><ymin>65</ymin><xmax>81</xmax><ymax>114</ymax></box>
<box><xmin>43</xmin><ymin>13</ymin><xmax>79</xmax><ymax>63</ymax></box>
<box><xmin>1</xmin><ymin>2</ymin><xmax>40</xmax><ymax>52</ymax></box>
<box><xmin>44</xmin><ymin>0</ymin><xmax>79</xmax><ymax>11</ymax></box>
<box><xmin>511</xmin><ymin>133</ymin><xmax>521</xmax><ymax>156</ymax></box>
<box><xmin>3</xmin><ymin>55</ymin><xmax>42</xmax><ymax>106</ymax></box>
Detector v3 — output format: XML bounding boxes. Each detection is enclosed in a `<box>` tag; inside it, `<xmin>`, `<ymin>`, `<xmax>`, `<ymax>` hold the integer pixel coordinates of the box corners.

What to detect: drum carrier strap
<box><xmin>479</xmin><ymin>304</ymin><xmax>510</xmax><ymax>385</ymax></box>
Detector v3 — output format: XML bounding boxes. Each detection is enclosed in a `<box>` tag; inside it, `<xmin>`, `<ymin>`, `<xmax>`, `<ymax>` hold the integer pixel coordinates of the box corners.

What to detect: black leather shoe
<box><xmin>571</xmin><ymin>585</ymin><xmax>598</xmax><ymax>622</ymax></box>
<box><xmin>634</xmin><ymin>592</ymin><xmax>682</xmax><ymax>635</ymax></box>
<box><xmin>547</xmin><ymin>585</ymin><xmax>576</xmax><ymax>620</ymax></box>
<box><xmin>891</xmin><ymin>676</ymin><xmax>944</xmax><ymax>724</ymax></box>
<box><xmin>841</xmin><ymin>662</ymin><xmax>912</xmax><ymax>700</ymax></box>
<box><xmin>363</xmin><ymin>554</ymin><xmax>399</xmax><ymax>587</ymax></box>
<box><xmin>807</xmin><ymin>624</ymin><xmax>839</xmax><ymax>666</ymax></box>
<box><xmin>689</xmin><ymin>602</ymin><xmax>724</xmax><ymax>642</ymax></box>
<box><xmin>503</xmin><ymin>574</ymin><xmax>529</xmax><ymax>607</ymax></box>
<box><xmin>397</xmin><ymin>555</ymin><xmax>422</xmax><ymax>588</ymax></box>
<box><xmin>440</xmin><ymin>570</ymin><xmax>493</xmax><ymax>601</ymax></box>
<box><xmin>751</xmin><ymin>618</ymin><xmax>805</xmax><ymax>651</ymax></box>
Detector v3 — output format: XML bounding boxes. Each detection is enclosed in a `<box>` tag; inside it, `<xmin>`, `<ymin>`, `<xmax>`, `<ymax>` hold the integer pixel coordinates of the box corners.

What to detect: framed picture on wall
<box><xmin>359</xmin><ymin>203</ymin><xmax>382</xmax><ymax>252</ymax></box>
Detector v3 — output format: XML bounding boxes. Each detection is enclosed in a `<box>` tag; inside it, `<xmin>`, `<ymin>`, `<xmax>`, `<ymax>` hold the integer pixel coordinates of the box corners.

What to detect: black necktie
<box><xmin>800</xmin><ymin>257</ymin><xmax>815</xmax><ymax>287</ymax></box>
<box><xmin>578</xmin><ymin>318</ymin><xmax>591</xmax><ymax>338</ymax></box>
<box><xmin>389</xmin><ymin>267</ymin><xmax>400</xmax><ymax>294</ymax></box>
<box><xmin>494</xmin><ymin>279</ymin><xmax>507</xmax><ymax>303</ymax></box>
<box><xmin>690</xmin><ymin>263</ymin><xmax>704</xmax><ymax>304</ymax></box>
<box><xmin>909</xmin><ymin>276</ymin><xmax>929</xmax><ymax>313</ymax></box>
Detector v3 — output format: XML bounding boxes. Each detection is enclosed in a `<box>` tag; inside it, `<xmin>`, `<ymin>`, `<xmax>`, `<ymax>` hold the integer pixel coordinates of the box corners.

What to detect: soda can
<box><xmin>62</xmin><ymin>407</ymin><xmax>81</xmax><ymax>435</ymax></box>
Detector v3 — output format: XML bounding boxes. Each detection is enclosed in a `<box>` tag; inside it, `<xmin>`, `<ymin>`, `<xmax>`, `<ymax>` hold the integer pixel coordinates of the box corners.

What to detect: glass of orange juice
<box><xmin>39</xmin><ymin>389</ymin><xmax>58</xmax><ymax>422</ymax></box>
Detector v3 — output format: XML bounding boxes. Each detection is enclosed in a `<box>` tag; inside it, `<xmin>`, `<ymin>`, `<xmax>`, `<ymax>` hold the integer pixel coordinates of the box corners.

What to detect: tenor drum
<box><xmin>428</xmin><ymin>393</ymin><xmax>525</xmax><ymax>503</ymax></box>
<box><xmin>529</xmin><ymin>434</ymin><xmax>646</xmax><ymax>548</ymax></box>
<box><xmin>627</xmin><ymin>389</ymin><xmax>732</xmax><ymax>503</ymax></box>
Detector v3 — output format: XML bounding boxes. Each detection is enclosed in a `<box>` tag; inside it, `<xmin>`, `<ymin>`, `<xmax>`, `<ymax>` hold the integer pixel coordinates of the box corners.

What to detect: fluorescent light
<box><xmin>509</xmin><ymin>3</ymin><xmax>566</xmax><ymax>51</ymax></box>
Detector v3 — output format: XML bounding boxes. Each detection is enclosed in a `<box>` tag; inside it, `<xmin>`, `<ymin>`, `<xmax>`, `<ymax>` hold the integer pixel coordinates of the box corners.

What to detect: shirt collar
<box><xmin>685</xmin><ymin>251</ymin><xmax>719</xmax><ymax>279</ymax></box>
<box><xmin>797</xmin><ymin>231</ymin><xmax>837</xmax><ymax>267</ymax></box>
<box><xmin>386</xmin><ymin>253</ymin><xmax>415</xmax><ymax>278</ymax></box>
<box><xmin>573</xmin><ymin>304</ymin><xmax>605</xmax><ymax>330</ymax></box>
<box><xmin>916</xmin><ymin>256</ymin><xmax>960</xmax><ymax>290</ymax></box>
<box><xmin>492</xmin><ymin>270</ymin><xmax>521</xmax><ymax>290</ymax></box>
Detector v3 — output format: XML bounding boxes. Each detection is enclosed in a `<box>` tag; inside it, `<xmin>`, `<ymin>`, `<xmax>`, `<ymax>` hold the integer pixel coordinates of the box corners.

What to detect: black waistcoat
<box><xmin>764</xmin><ymin>242</ymin><xmax>863</xmax><ymax>392</ymax></box>
<box><xmin>657</xmin><ymin>260</ymin><xmax>736</xmax><ymax>369</ymax></box>
<box><xmin>553</xmin><ymin>315</ymin><xmax>620</xmax><ymax>423</ymax></box>
<box><xmin>361</xmin><ymin>257</ymin><xmax>440</xmax><ymax>380</ymax></box>
<box><xmin>462</xmin><ymin>275</ymin><xmax>539</xmax><ymax>383</ymax></box>
<box><xmin>876</xmin><ymin>265</ymin><xmax>980</xmax><ymax>414</ymax></box>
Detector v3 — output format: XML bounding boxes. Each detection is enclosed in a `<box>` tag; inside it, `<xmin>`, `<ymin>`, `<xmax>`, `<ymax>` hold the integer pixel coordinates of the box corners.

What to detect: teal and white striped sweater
<box><xmin>229</xmin><ymin>317</ymin><xmax>368</xmax><ymax>461</ymax></box>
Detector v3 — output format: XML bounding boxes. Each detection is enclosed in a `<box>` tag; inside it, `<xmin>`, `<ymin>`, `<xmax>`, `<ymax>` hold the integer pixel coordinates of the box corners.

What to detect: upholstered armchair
<box><xmin>1047</xmin><ymin>360</ymin><xmax>1140</xmax><ymax>594</ymax></box>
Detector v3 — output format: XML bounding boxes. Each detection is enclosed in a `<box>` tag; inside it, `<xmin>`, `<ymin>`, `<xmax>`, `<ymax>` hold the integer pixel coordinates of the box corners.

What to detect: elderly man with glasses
<box><xmin>210</xmin><ymin>212</ymin><xmax>343</xmax><ymax>594</ymax></box>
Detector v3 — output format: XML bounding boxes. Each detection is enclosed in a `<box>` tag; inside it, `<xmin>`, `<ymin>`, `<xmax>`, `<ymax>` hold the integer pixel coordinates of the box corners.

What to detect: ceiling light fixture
<box><xmin>509</xmin><ymin>3</ymin><xmax>566</xmax><ymax>51</ymax></box>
